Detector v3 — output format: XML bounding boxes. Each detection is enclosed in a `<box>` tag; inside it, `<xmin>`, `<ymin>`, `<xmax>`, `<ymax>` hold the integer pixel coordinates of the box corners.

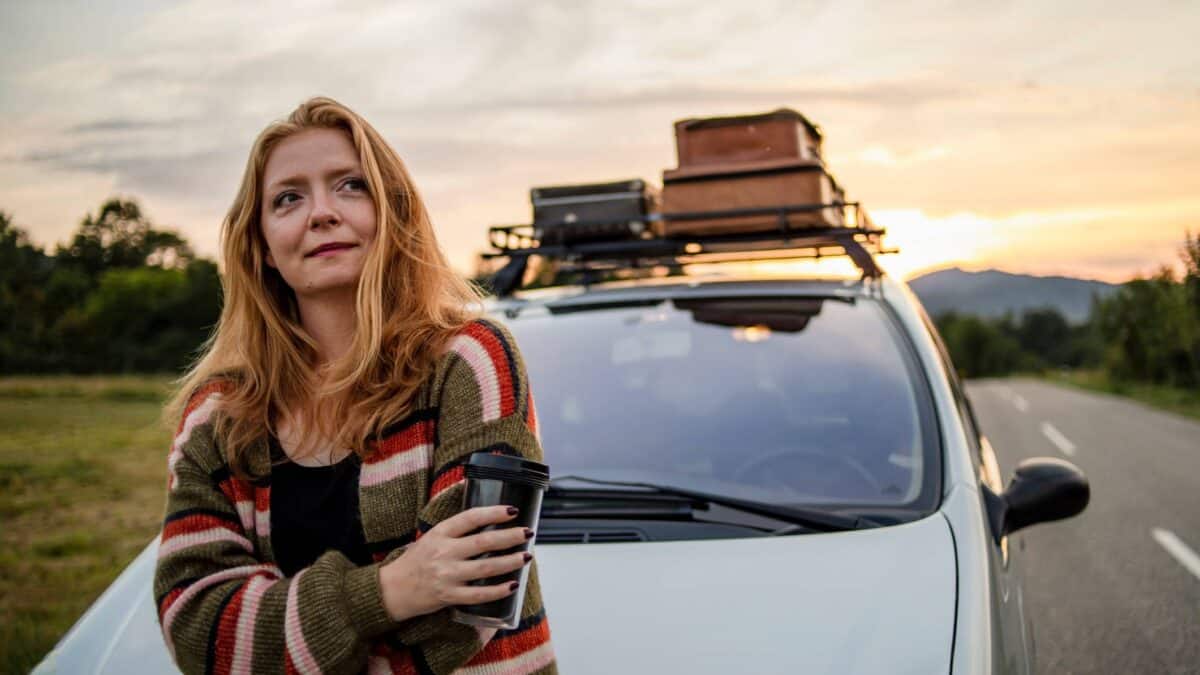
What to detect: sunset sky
<box><xmin>1</xmin><ymin>1</ymin><xmax>1197</xmax><ymax>282</ymax></box>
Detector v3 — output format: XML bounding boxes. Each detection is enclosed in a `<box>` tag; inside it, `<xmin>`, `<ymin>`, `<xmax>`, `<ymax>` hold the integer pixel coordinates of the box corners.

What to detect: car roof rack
<box><xmin>481</xmin><ymin>201</ymin><xmax>897</xmax><ymax>297</ymax></box>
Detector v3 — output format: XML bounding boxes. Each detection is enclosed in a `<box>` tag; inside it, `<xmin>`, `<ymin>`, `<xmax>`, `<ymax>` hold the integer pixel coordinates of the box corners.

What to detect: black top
<box><xmin>268</xmin><ymin>436</ymin><xmax>372</xmax><ymax>577</ymax></box>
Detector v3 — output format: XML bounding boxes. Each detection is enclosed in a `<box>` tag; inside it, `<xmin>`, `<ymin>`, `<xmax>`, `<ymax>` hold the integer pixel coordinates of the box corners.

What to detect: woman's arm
<box><xmin>382</xmin><ymin>318</ymin><xmax>557</xmax><ymax>674</ymax></box>
<box><xmin>154</xmin><ymin>386</ymin><xmax>400</xmax><ymax>675</ymax></box>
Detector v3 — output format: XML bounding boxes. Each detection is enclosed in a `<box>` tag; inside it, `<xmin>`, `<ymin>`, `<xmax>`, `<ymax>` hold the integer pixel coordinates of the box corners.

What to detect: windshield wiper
<box><xmin>546</xmin><ymin>475</ymin><xmax>879</xmax><ymax>533</ymax></box>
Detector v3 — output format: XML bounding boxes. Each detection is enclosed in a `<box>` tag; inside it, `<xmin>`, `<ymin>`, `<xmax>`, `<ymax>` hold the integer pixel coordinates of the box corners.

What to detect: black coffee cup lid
<box><xmin>465</xmin><ymin>452</ymin><xmax>549</xmax><ymax>478</ymax></box>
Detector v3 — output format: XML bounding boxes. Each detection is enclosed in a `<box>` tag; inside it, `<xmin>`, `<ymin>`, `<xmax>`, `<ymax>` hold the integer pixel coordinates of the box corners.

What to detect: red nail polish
<box><xmin>509</xmin><ymin>581</ymin><xmax>519</xmax><ymax>591</ymax></box>
<box><xmin>524</xmin><ymin>528</ymin><xmax>534</xmax><ymax>540</ymax></box>
<box><xmin>506</xmin><ymin>506</ymin><xmax>519</xmax><ymax>516</ymax></box>
<box><xmin>523</xmin><ymin>552</ymin><xmax>533</xmax><ymax>562</ymax></box>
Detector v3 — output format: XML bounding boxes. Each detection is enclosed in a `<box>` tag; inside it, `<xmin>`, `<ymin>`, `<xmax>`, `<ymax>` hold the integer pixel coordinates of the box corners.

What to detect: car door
<box><xmin>963</xmin><ymin>392</ymin><xmax>1035</xmax><ymax>675</ymax></box>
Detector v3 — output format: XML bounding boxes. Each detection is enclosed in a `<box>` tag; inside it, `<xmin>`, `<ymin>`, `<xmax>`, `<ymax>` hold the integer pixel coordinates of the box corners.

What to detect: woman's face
<box><xmin>260</xmin><ymin>127</ymin><xmax>378</xmax><ymax>301</ymax></box>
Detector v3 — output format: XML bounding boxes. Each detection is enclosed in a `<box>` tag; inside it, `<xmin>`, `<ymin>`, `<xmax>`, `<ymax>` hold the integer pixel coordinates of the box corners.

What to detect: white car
<box><xmin>37</xmin><ymin>256</ymin><xmax>1089</xmax><ymax>674</ymax></box>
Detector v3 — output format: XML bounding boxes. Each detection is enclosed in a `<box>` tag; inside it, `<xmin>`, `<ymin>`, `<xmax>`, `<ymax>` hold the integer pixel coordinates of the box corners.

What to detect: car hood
<box><xmin>534</xmin><ymin>513</ymin><xmax>956</xmax><ymax>674</ymax></box>
<box><xmin>33</xmin><ymin>536</ymin><xmax>178</xmax><ymax>675</ymax></box>
<box><xmin>35</xmin><ymin>515</ymin><xmax>956</xmax><ymax>675</ymax></box>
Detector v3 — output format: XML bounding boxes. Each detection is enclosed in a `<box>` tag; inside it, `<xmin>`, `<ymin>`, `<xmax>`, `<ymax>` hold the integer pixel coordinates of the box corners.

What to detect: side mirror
<box><xmin>981</xmin><ymin>457</ymin><xmax>1090</xmax><ymax>545</ymax></box>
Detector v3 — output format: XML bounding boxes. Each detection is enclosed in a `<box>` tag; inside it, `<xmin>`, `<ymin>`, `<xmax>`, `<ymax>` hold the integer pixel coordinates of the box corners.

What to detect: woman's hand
<box><xmin>379</xmin><ymin>504</ymin><xmax>533</xmax><ymax>623</ymax></box>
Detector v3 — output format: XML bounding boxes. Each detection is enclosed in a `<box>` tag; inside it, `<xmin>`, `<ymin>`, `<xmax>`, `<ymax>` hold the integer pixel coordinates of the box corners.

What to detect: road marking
<box><xmin>1040</xmin><ymin>422</ymin><xmax>1076</xmax><ymax>456</ymax></box>
<box><xmin>1152</xmin><ymin>528</ymin><xmax>1200</xmax><ymax>581</ymax></box>
<box><xmin>1013</xmin><ymin>394</ymin><xmax>1029</xmax><ymax>412</ymax></box>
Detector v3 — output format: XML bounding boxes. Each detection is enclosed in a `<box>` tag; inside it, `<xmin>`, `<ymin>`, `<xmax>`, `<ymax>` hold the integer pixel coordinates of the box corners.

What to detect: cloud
<box><xmin>857</xmin><ymin>145</ymin><xmax>950</xmax><ymax>166</ymax></box>
<box><xmin>1</xmin><ymin>0</ymin><xmax>1198</xmax><ymax>282</ymax></box>
<box><xmin>67</xmin><ymin>117</ymin><xmax>192</xmax><ymax>134</ymax></box>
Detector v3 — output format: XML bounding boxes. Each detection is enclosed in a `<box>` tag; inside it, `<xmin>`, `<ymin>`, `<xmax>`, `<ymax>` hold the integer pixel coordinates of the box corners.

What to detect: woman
<box><xmin>154</xmin><ymin>97</ymin><xmax>557</xmax><ymax>674</ymax></box>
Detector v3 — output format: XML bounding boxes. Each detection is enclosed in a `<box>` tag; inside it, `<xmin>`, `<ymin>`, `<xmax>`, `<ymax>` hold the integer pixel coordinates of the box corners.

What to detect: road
<box><xmin>967</xmin><ymin>378</ymin><xmax>1200</xmax><ymax>674</ymax></box>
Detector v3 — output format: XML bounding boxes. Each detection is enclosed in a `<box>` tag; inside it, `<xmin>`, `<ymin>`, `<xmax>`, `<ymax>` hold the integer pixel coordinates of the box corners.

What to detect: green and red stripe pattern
<box><xmin>154</xmin><ymin>318</ymin><xmax>557</xmax><ymax>674</ymax></box>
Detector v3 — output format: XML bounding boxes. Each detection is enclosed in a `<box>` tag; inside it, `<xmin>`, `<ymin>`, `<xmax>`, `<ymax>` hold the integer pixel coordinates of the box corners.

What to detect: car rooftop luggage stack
<box><xmin>481</xmin><ymin>107</ymin><xmax>893</xmax><ymax>297</ymax></box>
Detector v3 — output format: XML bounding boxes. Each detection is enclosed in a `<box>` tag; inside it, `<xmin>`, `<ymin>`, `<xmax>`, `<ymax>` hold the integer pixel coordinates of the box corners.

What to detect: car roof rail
<box><xmin>481</xmin><ymin>200</ymin><xmax>898</xmax><ymax>298</ymax></box>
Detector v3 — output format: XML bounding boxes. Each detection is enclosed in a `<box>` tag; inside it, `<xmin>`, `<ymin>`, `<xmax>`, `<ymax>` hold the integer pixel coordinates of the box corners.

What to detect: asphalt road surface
<box><xmin>967</xmin><ymin>378</ymin><xmax>1200</xmax><ymax>674</ymax></box>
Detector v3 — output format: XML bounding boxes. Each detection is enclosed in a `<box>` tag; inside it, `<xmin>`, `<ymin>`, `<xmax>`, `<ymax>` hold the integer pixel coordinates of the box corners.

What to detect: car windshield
<box><xmin>501</xmin><ymin>293</ymin><xmax>939</xmax><ymax>512</ymax></box>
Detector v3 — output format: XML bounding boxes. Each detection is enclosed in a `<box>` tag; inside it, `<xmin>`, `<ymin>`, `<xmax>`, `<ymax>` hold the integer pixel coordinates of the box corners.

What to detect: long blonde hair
<box><xmin>163</xmin><ymin>96</ymin><xmax>485</xmax><ymax>478</ymax></box>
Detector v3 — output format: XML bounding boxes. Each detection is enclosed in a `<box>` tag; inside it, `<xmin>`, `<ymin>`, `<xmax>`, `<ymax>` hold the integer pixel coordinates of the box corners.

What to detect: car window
<box><xmin>503</xmin><ymin>296</ymin><xmax>940</xmax><ymax>512</ymax></box>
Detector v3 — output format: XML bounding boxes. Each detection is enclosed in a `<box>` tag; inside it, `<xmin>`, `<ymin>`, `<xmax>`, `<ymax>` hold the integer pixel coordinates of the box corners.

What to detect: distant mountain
<box><xmin>907</xmin><ymin>267</ymin><xmax>1118</xmax><ymax>324</ymax></box>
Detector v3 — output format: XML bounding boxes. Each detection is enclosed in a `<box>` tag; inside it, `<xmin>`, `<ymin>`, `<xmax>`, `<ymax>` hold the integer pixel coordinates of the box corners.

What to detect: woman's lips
<box><xmin>308</xmin><ymin>244</ymin><xmax>355</xmax><ymax>257</ymax></box>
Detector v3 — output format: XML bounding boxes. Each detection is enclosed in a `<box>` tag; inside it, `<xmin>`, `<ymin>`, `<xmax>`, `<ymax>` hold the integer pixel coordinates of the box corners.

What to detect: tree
<box><xmin>1</xmin><ymin>199</ymin><xmax>223</xmax><ymax>373</ymax></box>
<box><xmin>1094</xmin><ymin>266</ymin><xmax>1199</xmax><ymax>388</ymax></box>
<box><xmin>55</xmin><ymin>197</ymin><xmax>193</xmax><ymax>280</ymax></box>
<box><xmin>1182</xmin><ymin>230</ymin><xmax>1200</xmax><ymax>376</ymax></box>
<box><xmin>1182</xmin><ymin>229</ymin><xmax>1200</xmax><ymax>317</ymax></box>
<box><xmin>935</xmin><ymin>312</ymin><xmax>1029</xmax><ymax>378</ymax></box>
<box><xmin>33</xmin><ymin>197</ymin><xmax>209</xmax><ymax>371</ymax></box>
<box><xmin>1015</xmin><ymin>307</ymin><xmax>1074</xmax><ymax>367</ymax></box>
<box><xmin>0</xmin><ymin>212</ymin><xmax>55</xmax><ymax>372</ymax></box>
<box><xmin>64</xmin><ymin>258</ymin><xmax>222</xmax><ymax>373</ymax></box>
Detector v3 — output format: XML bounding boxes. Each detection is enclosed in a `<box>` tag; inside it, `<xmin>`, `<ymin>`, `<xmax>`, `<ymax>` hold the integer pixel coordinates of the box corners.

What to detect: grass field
<box><xmin>1044</xmin><ymin>369</ymin><xmax>1200</xmax><ymax>421</ymax></box>
<box><xmin>0</xmin><ymin>375</ymin><xmax>177</xmax><ymax>673</ymax></box>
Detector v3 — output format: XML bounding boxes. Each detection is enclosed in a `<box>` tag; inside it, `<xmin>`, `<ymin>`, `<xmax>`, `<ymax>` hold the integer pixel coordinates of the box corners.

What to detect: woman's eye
<box><xmin>273</xmin><ymin>192</ymin><xmax>299</xmax><ymax>208</ymax></box>
<box><xmin>342</xmin><ymin>178</ymin><xmax>368</xmax><ymax>192</ymax></box>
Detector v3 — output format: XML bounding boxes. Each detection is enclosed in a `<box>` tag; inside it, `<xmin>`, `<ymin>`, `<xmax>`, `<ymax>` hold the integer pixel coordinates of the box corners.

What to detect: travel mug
<box><xmin>451</xmin><ymin>452</ymin><xmax>550</xmax><ymax>630</ymax></box>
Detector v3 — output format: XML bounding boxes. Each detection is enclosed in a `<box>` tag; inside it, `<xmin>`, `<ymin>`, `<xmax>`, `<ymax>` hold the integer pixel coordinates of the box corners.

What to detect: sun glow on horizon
<box><xmin>671</xmin><ymin>200</ymin><xmax>1200</xmax><ymax>284</ymax></box>
<box><xmin>869</xmin><ymin>208</ymin><xmax>998</xmax><ymax>280</ymax></box>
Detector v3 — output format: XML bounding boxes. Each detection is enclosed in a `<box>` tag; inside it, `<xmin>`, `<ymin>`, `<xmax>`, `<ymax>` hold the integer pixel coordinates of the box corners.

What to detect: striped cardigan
<box><xmin>154</xmin><ymin>317</ymin><xmax>557</xmax><ymax>675</ymax></box>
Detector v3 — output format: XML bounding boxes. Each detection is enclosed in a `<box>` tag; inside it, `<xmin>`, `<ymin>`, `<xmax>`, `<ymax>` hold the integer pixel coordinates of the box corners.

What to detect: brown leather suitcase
<box><xmin>657</xmin><ymin>159</ymin><xmax>844</xmax><ymax>237</ymax></box>
<box><xmin>673</xmin><ymin>109</ymin><xmax>823</xmax><ymax>169</ymax></box>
